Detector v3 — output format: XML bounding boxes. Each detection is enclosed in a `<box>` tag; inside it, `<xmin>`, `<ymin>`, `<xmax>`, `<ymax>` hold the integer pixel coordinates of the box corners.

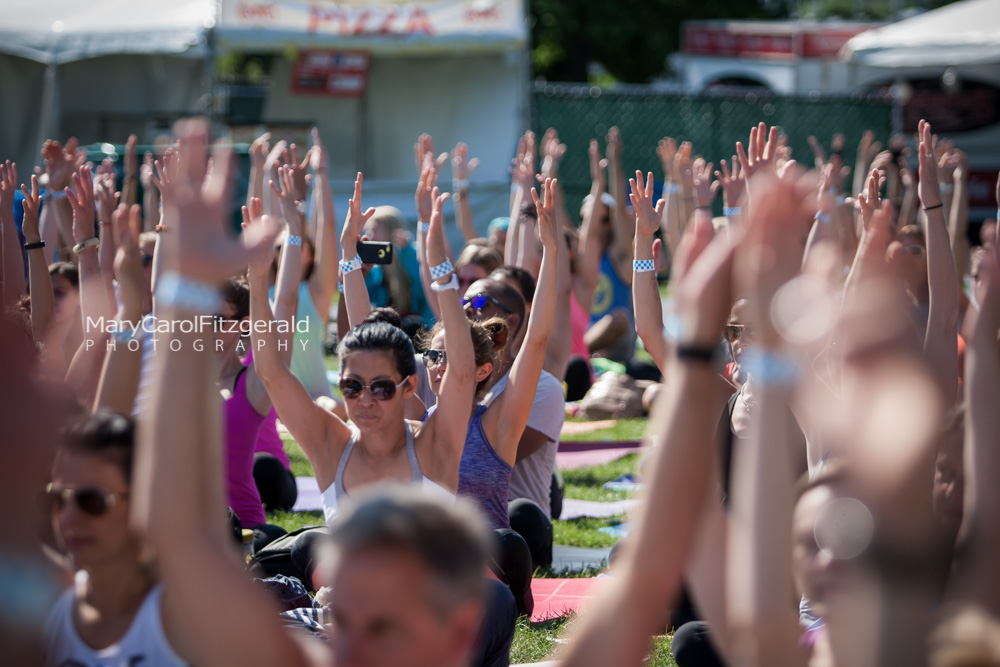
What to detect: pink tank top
<box><xmin>570</xmin><ymin>292</ymin><xmax>590</xmax><ymax>359</ymax></box>
<box><xmin>254</xmin><ymin>409</ymin><xmax>292</xmax><ymax>470</ymax></box>
<box><xmin>224</xmin><ymin>363</ymin><xmax>267</xmax><ymax>527</ymax></box>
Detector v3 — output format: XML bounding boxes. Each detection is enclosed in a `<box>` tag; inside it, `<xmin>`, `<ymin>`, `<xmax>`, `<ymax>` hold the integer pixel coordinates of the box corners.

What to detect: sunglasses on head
<box><xmin>461</xmin><ymin>294</ymin><xmax>512</xmax><ymax>314</ymax></box>
<box><xmin>43</xmin><ymin>484</ymin><xmax>125</xmax><ymax>517</ymax></box>
<box><xmin>339</xmin><ymin>375</ymin><xmax>410</xmax><ymax>401</ymax></box>
<box><xmin>423</xmin><ymin>349</ymin><xmax>447</xmax><ymax>368</ymax></box>
<box><xmin>724</xmin><ymin>324</ymin><xmax>755</xmax><ymax>343</ymax></box>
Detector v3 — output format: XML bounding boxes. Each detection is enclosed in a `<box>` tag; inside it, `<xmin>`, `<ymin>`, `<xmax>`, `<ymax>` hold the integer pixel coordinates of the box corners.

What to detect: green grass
<box><xmin>559</xmin><ymin>417</ymin><xmax>648</xmax><ymax>442</ymax></box>
<box><xmin>562</xmin><ymin>453</ymin><xmax>639</xmax><ymax>502</ymax></box>
<box><xmin>265</xmin><ymin>509</ymin><xmax>324</xmax><ymax>532</ymax></box>
<box><xmin>511</xmin><ymin>614</ymin><xmax>677</xmax><ymax>665</ymax></box>
<box><xmin>280</xmin><ymin>433</ymin><xmax>314</xmax><ymax>478</ymax></box>
<box><xmin>553</xmin><ymin>516</ymin><xmax>626</xmax><ymax>549</ymax></box>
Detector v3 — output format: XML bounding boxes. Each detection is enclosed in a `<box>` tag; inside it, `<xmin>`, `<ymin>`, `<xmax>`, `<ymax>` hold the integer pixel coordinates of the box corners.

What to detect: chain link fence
<box><xmin>533</xmin><ymin>83</ymin><xmax>894</xmax><ymax>215</ymax></box>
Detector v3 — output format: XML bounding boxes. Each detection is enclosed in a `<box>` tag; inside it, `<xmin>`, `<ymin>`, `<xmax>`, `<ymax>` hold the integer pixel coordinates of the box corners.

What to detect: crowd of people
<box><xmin>2</xmin><ymin>110</ymin><xmax>1000</xmax><ymax>667</ymax></box>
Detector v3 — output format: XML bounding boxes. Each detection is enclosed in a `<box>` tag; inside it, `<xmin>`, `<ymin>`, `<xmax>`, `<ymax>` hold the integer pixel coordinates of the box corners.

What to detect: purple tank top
<box><xmin>224</xmin><ymin>364</ymin><xmax>267</xmax><ymax>527</ymax></box>
<box><xmin>457</xmin><ymin>404</ymin><xmax>512</xmax><ymax>530</ymax></box>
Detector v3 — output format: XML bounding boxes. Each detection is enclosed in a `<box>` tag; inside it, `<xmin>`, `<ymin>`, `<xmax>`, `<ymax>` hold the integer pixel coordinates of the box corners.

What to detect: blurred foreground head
<box><xmin>324</xmin><ymin>486</ymin><xmax>491</xmax><ymax>667</ymax></box>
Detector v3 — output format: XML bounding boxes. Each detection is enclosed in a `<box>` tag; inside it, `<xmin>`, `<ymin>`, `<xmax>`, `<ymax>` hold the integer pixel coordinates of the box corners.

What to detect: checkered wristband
<box><xmin>418</xmin><ymin>221</ymin><xmax>431</xmax><ymax>234</ymax></box>
<box><xmin>996</xmin><ymin>210</ymin><xmax>1000</xmax><ymax>222</ymax></box>
<box><xmin>724</xmin><ymin>206</ymin><xmax>742</xmax><ymax>217</ymax></box>
<box><xmin>46</xmin><ymin>189</ymin><xmax>69</xmax><ymax>200</ymax></box>
<box><xmin>663</xmin><ymin>183</ymin><xmax>681</xmax><ymax>194</ymax></box>
<box><xmin>340</xmin><ymin>255</ymin><xmax>362</xmax><ymax>275</ymax></box>
<box><xmin>633</xmin><ymin>259</ymin><xmax>656</xmax><ymax>273</ymax></box>
<box><xmin>815</xmin><ymin>211</ymin><xmax>831</xmax><ymax>223</ymax></box>
<box><xmin>429</xmin><ymin>258</ymin><xmax>454</xmax><ymax>280</ymax></box>
<box><xmin>286</xmin><ymin>235</ymin><xmax>302</xmax><ymax>246</ymax></box>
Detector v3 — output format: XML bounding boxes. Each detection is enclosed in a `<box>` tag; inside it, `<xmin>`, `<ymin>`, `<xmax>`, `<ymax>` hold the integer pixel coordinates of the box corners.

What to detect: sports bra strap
<box><xmin>334</xmin><ymin>422</ymin><xmax>420</xmax><ymax>501</ymax></box>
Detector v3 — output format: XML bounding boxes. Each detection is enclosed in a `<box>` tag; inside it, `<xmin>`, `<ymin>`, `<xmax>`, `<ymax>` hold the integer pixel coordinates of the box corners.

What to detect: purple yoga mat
<box><xmin>292</xmin><ymin>476</ymin><xmax>324</xmax><ymax>513</ymax></box>
<box><xmin>556</xmin><ymin>447</ymin><xmax>635</xmax><ymax>470</ymax></box>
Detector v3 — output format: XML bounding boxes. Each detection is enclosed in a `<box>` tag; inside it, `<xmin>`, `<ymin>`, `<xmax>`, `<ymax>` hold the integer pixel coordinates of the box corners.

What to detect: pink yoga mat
<box><xmin>556</xmin><ymin>447</ymin><xmax>634</xmax><ymax>470</ymax></box>
<box><xmin>530</xmin><ymin>578</ymin><xmax>599</xmax><ymax>622</ymax></box>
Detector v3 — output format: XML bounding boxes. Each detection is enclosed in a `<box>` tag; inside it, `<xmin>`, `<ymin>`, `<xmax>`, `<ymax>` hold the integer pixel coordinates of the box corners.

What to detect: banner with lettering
<box><xmin>219</xmin><ymin>0</ymin><xmax>526</xmax><ymax>53</ymax></box>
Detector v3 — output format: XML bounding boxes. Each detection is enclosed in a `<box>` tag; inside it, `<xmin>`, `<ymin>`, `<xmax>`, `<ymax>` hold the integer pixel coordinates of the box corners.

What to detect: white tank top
<box><xmin>321</xmin><ymin>421</ymin><xmax>454</xmax><ymax>525</ymax></box>
<box><xmin>44</xmin><ymin>573</ymin><xmax>188</xmax><ymax>667</ymax></box>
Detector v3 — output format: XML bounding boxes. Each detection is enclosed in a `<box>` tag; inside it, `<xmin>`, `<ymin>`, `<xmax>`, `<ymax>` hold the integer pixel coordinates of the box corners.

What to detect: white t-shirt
<box><xmin>44</xmin><ymin>574</ymin><xmax>188</xmax><ymax>667</ymax></box>
<box><xmin>483</xmin><ymin>368</ymin><xmax>565</xmax><ymax>516</ymax></box>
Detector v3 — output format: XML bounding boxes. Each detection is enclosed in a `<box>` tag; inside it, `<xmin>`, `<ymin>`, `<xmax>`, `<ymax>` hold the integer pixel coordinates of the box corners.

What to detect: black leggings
<box><xmin>508</xmin><ymin>498</ymin><xmax>553</xmax><ymax>569</ymax></box>
<box><xmin>253</xmin><ymin>452</ymin><xmax>298</xmax><ymax>512</ymax></box>
<box><xmin>490</xmin><ymin>528</ymin><xmax>534</xmax><ymax>617</ymax></box>
<box><xmin>671</xmin><ymin>621</ymin><xmax>726</xmax><ymax>667</ymax></box>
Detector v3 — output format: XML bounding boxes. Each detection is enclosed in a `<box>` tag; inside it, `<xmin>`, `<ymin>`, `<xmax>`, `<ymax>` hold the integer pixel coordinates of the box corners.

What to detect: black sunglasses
<box><xmin>423</xmin><ymin>349</ymin><xmax>447</xmax><ymax>367</ymax></box>
<box><xmin>43</xmin><ymin>484</ymin><xmax>125</xmax><ymax>517</ymax></box>
<box><xmin>141</xmin><ymin>253</ymin><xmax>153</xmax><ymax>267</ymax></box>
<box><xmin>724</xmin><ymin>324</ymin><xmax>755</xmax><ymax>343</ymax></box>
<box><xmin>461</xmin><ymin>294</ymin><xmax>512</xmax><ymax>314</ymax></box>
<box><xmin>339</xmin><ymin>375</ymin><xmax>410</xmax><ymax>401</ymax></box>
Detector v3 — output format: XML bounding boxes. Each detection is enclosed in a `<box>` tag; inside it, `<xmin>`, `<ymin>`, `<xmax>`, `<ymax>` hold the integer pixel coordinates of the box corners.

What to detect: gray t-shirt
<box><xmin>483</xmin><ymin>368</ymin><xmax>565</xmax><ymax>516</ymax></box>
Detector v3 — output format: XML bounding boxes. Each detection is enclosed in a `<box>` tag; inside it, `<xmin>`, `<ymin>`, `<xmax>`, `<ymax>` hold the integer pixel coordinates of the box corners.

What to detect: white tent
<box><xmin>841</xmin><ymin>0</ymin><xmax>1000</xmax><ymax>68</ymax></box>
<box><xmin>0</xmin><ymin>0</ymin><xmax>528</xmax><ymax>234</ymax></box>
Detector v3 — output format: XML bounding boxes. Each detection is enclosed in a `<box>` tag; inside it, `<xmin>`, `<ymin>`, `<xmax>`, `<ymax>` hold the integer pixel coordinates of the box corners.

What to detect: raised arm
<box><xmin>485</xmin><ymin>179</ymin><xmax>559</xmax><ymax>465</ymax></box>
<box><xmin>949</xmin><ymin>150</ymin><xmax>970</xmax><ymax>283</ymax></box>
<box><xmin>131</xmin><ymin>119</ymin><xmax>319</xmax><ymax>667</ymax></box>
<box><xmin>416</xmin><ymin>162</ymin><xmax>442</xmax><ymax>321</ymax></box>
<box><xmin>340</xmin><ymin>173</ymin><xmax>376</xmax><ymax>329</ymax></box>
<box><xmin>420</xmin><ymin>189</ymin><xmax>475</xmax><ymax>489</ymax></box>
<box><xmin>0</xmin><ymin>161</ymin><xmax>24</xmax><ymax>307</ymax></box>
<box><xmin>605</xmin><ymin>127</ymin><xmax>634</xmax><ymax>281</ymax></box>
<box><xmin>951</xmin><ymin>239</ymin><xmax>1000</xmax><ymax>614</ymax></box>
<box><xmin>574</xmin><ymin>140</ymin><xmax>606</xmax><ymax>312</ymax></box>
<box><xmin>308</xmin><ymin>128</ymin><xmax>338</xmax><ymax>322</ymax></box>
<box><xmin>94</xmin><ymin>165</ymin><xmax>120</xmax><ymax>309</ymax></box>
<box><xmin>560</xmin><ymin>223</ymin><xmax>735</xmax><ymax>667</ymax></box>
<box><xmin>714</xmin><ymin>156</ymin><xmax>746</xmax><ymax>233</ymax></box>
<box><xmin>93</xmin><ymin>204</ymin><xmax>145</xmax><ymax>414</ymax></box>
<box><xmin>249</xmin><ymin>199</ymin><xmax>350</xmax><ymax>488</ymax></box>
<box><xmin>19</xmin><ymin>176</ymin><xmax>55</xmax><ymax>341</ymax></box>
<box><xmin>140</xmin><ymin>152</ymin><xmax>159</xmax><ymax>232</ymax></box>
<box><xmin>917</xmin><ymin>120</ymin><xmax>960</xmax><ymax>403</ymax></box>
<box><xmin>40</xmin><ymin>138</ymin><xmax>86</xmax><ymax>261</ymax></box>
<box><xmin>451</xmin><ymin>142</ymin><xmax>478</xmax><ymax>243</ymax></box>
<box><xmin>631</xmin><ymin>170</ymin><xmax>669</xmax><ymax>373</ymax></box>
<box><xmin>247</xmin><ymin>131</ymin><xmax>271</xmax><ymax>210</ymax></box>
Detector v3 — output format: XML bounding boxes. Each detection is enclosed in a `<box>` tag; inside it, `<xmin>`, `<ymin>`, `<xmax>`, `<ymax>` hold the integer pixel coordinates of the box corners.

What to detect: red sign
<box><xmin>290</xmin><ymin>50</ymin><xmax>371</xmax><ymax>97</ymax></box>
<box><xmin>684</xmin><ymin>23</ymin><xmax>875</xmax><ymax>60</ymax></box>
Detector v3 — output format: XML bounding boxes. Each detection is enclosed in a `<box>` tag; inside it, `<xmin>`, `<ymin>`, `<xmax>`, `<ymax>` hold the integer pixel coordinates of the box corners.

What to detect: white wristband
<box><xmin>939</xmin><ymin>183</ymin><xmax>954</xmax><ymax>193</ymax></box>
<box><xmin>815</xmin><ymin>211</ymin><xmax>831</xmax><ymax>224</ymax></box>
<box><xmin>430</xmin><ymin>258</ymin><xmax>454</xmax><ymax>280</ymax></box>
<box><xmin>633</xmin><ymin>259</ymin><xmax>656</xmax><ymax>273</ymax></box>
<box><xmin>453</xmin><ymin>178</ymin><xmax>469</xmax><ymax>192</ymax></box>
<box><xmin>286</xmin><ymin>235</ymin><xmax>302</xmax><ymax>246</ymax></box>
<box><xmin>156</xmin><ymin>273</ymin><xmax>222</xmax><ymax>314</ymax></box>
<box><xmin>418</xmin><ymin>221</ymin><xmax>431</xmax><ymax>234</ymax></box>
<box><xmin>111</xmin><ymin>324</ymin><xmax>144</xmax><ymax>344</ymax></box>
<box><xmin>430</xmin><ymin>273</ymin><xmax>459</xmax><ymax>292</ymax></box>
<box><xmin>46</xmin><ymin>189</ymin><xmax>68</xmax><ymax>200</ymax></box>
<box><xmin>663</xmin><ymin>183</ymin><xmax>681</xmax><ymax>194</ymax></box>
<box><xmin>724</xmin><ymin>206</ymin><xmax>742</xmax><ymax>217</ymax></box>
<box><xmin>340</xmin><ymin>255</ymin><xmax>362</xmax><ymax>275</ymax></box>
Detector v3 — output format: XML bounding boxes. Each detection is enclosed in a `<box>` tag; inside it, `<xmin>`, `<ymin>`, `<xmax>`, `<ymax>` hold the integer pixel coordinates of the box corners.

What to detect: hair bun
<box><xmin>482</xmin><ymin>317</ymin><xmax>509</xmax><ymax>350</ymax></box>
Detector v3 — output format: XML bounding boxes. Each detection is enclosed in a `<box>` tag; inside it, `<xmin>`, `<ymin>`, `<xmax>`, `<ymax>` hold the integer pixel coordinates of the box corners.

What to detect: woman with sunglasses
<box><xmin>43</xmin><ymin>411</ymin><xmax>192</xmax><ymax>666</ymax></box>
<box><xmin>251</xmin><ymin>175</ymin><xmax>474</xmax><ymax>525</ymax></box>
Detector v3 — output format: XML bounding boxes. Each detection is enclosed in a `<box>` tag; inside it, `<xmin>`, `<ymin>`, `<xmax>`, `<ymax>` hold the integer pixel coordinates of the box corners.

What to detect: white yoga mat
<box><xmin>559</xmin><ymin>497</ymin><xmax>639</xmax><ymax>520</ymax></box>
<box><xmin>292</xmin><ymin>476</ymin><xmax>324</xmax><ymax>513</ymax></box>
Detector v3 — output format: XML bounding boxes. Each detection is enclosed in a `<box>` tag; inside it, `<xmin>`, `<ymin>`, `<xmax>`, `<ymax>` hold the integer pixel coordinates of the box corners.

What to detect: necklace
<box><xmin>740</xmin><ymin>390</ymin><xmax>759</xmax><ymax>414</ymax></box>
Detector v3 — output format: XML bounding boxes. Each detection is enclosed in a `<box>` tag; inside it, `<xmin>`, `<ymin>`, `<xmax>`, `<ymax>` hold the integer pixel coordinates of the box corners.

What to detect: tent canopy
<box><xmin>842</xmin><ymin>0</ymin><xmax>1000</xmax><ymax>68</ymax></box>
<box><xmin>0</xmin><ymin>0</ymin><xmax>214</xmax><ymax>64</ymax></box>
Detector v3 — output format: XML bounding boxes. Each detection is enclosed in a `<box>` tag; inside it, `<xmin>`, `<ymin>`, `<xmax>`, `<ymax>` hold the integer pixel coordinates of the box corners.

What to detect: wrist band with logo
<box><xmin>287</xmin><ymin>235</ymin><xmax>302</xmax><ymax>246</ymax></box>
<box><xmin>724</xmin><ymin>206</ymin><xmax>742</xmax><ymax>217</ymax></box>
<box><xmin>633</xmin><ymin>259</ymin><xmax>656</xmax><ymax>273</ymax></box>
<box><xmin>73</xmin><ymin>237</ymin><xmax>100</xmax><ymax>255</ymax></box>
<box><xmin>340</xmin><ymin>255</ymin><xmax>363</xmax><ymax>275</ymax></box>
<box><xmin>418</xmin><ymin>221</ymin><xmax>430</xmax><ymax>234</ymax></box>
<box><xmin>429</xmin><ymin>258</ymin><xmax>454</xmax><ymax>280</ymax></box>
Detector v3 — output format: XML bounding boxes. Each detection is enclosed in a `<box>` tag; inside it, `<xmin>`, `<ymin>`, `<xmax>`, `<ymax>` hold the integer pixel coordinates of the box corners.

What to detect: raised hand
<box><xmin>692</xmin><ymin>158</ymin><xmax>718</xmax><ymax>209</ymax></box>
<box><xmin>0</xmin><ymin>161</ymin><xmax>16</xmax><ymax>220</ymax></box>
<box><xmin>657</xmin><ymin>137</ymin><xmax>679</xmax><ymax>181</ymax></box>
<box><xmin>630</xmin><ymin>170</ymin><xmax>665</xmax><ymax>237</ymax></box>
<box><xmin>341</xmin><ymin>172</ymin><xmax>376</xmax><ymax>256</ymax></box>
<box><xmin>737</xmin><ymin>122</ymin><xmax>780</xmax><ymax>179</ymax></box>
<box><xmin>857</xmin><ymin>170</ymin><xmax>882</xmax><ymax>230</ymax></box>
<box><xmin>414</xmin><ymin>134</ymin><xmax>449</xmax><ymax>175</ymax></box>
<box><xmin>282</xmin><ymin>143</ymin><xmax>312</xmax><ymax>202</ymax></box>
<box><xmin>95</xmin><ymin>176</ymin><xmax>120</xmax><ymax>228</ymax></box>
<box><xmin>857</xmin><ymin>131</ymin><xmax>882</xmax><ymax>172</ymax></box>
<box><xmin>269</xmin><ymin>164</ymin><xmax>302</xmax><ymax>228</ymax></box>
<box><xmin>157</xmin><ymin>118</ymin><xmax>278</xmax><ymax>283</ymax></box>
<box><xmin>19</xmin><ymin>175</ymin><xmax>42</xmax><ymax>243</ymax></box>
<box><xmin>113</xmin><ymin>204</ymin><xmax>146</xmax><ymax>319</ymax></box>
<box><xmin>242</xmin><ymin>198</ymin><xmax>274</xmax><ymax>282</ymax></box>
<box><xmin>263</xmin><ymin>138</ymin><xmax>287</xmax><ymax>175</ymax></box>
<box><xmin>807</xmin><ymin>133</ymin><xmax>845</xmax><ymax>171</ymax></box>
<box><xmin>309</xmin><ymin>127</ymin><xmax>329</xmax><ymax>172</ymax></box>
<box><xmin>424</xmin><ymin>186</ymin><xmax>451</xmax><ymax>268</ymax></box>
<box><xmin>152</xmin><ymin>148</ymin><xmax>177</xmax><ymax>206</ymax></box>
<box><xmin>606</xmin><ymin>126</ymin><xmax>623</xmax><ymax>165</ymax></box>
<box><xmin>674</xmin><ymin>141</ymin><xmax>694</xmax><ymax>190</ymax></box>
<box><xmin>589</xmin><ymin>139</ymin><xmax>608</xmax><ymax>190</ymax></box>
<box><xmin>66</xmin><ymin>164</ymin><xmax>96</xmax><ymax>243</ymax></box>
<box><xmin>539</xmin><ymin>129</ymin><xmax>566</xmax><ymax>179</ymax></box>
<box><xmin>249</xmin><ymin>132</ymin><xmax>272</xmax><ymax>168</ymax></box>
<box><xmin>123</xmin><ymin>134</ymin><xmax>138</xmax><ymax>179</ymax></box>
<box><xmin>531</xmin><ymin>177</ymin><xmax>559</xmax><ymax>250</ymax></box>
<box><xmin>714</xmin><ymin>157</ymin><xmax>746</xmax><ymax>208</ymax></box>
<box><xmin>140</xmin><ymin>152</ymin><xmax>156</xmax><ymax>190</ymax></box>
<box><xmin>415</xmin><ymin>163</ymin><xmax>437</xmax><ymax>224</ymax></box>
<box><xmin>452</xmin><ymin>142</ymin><xmax>479</xmax><ymax>186</ymax></box>
<box><xmin>41</xmin><ymin>138</ymin><xmax>87</xmax><ymax>192</ymax></box>
<box><xmin>916</xmin><ymin>119</ymin><xmax>942</xmax><ymax>210</ymax></box>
